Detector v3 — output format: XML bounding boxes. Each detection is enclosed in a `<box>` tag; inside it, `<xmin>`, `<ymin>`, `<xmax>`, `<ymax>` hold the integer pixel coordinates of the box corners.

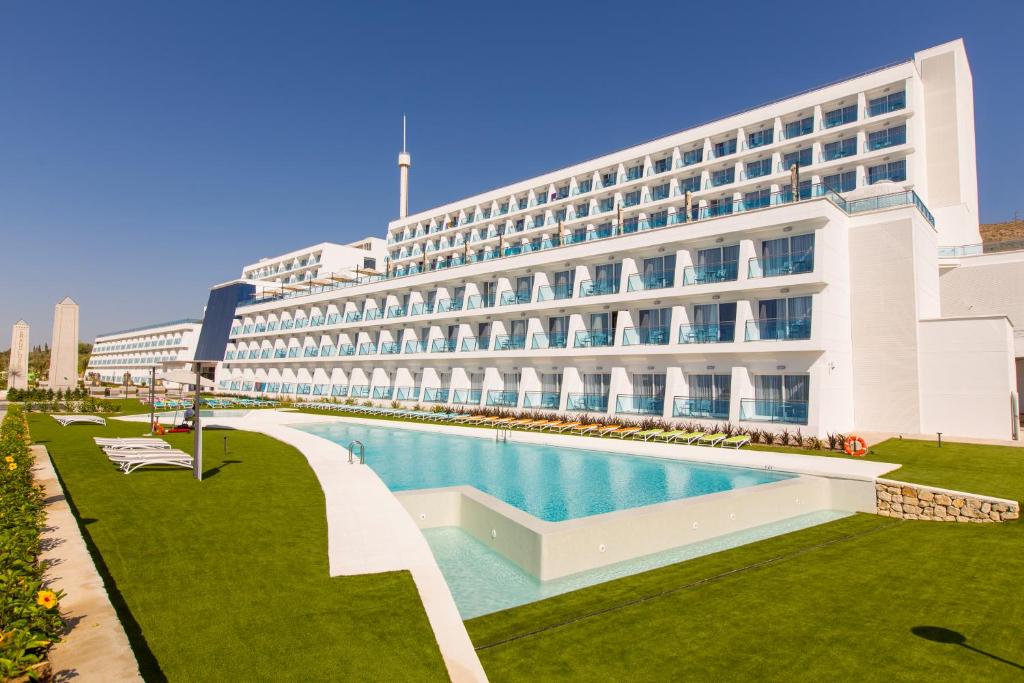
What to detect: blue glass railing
<box><xmin>380</xmin><ymin>341</ymin><xmax>401</xmax><ymax>354</ymax></box>
<box><xmin>431</xmin><ymin>339</ymin><xmax>458</xmax><ymax>353</ymax></box>
<box><xmin>395</xmin><ymin>386</ymin><xmax>420</xmax><ymax>401</ymax></box>
<box><xmin>330</xmin><ymin>385</ymin><xmax>348</xmax><ymax>397</ymax></box>
<box><xmin>682</xmin><ymin>261</ymin><xmax>738</xmax><ymax>285</ymax></box>
<box><xmin>739</xmin><ymin>399</ymin><xmax>808</xmax><ymax>424</ymax></box>
<box><xmin>566</xmin><ymin>393</ymin><xmax>609</xmax><ymax>412</ymax></box>
<box><xmin>493</xmin><ymin>335</ymin><xmax>527</xmax><ymax>351</ymax></box>
<box><xmin>345</xmin><ymin>312</ymin><xmax>362</xmax><ymax>323</ymax></box>
<box><xmin>486</xmin><ymin>390</ymin><xmax>519</xmax><ymax>407</ymax></box>
<box><xmin>364</xmin><ymin>309</ymin><xmax>384</xmax><ymax>321</ymax></box>
<box><xmin>387</xmin><ymin>306</ymin><xmax>406</xmax><ymax>318</ymax></box>
<box><xmin>422</xmin><ymin>387</ymin><xmax>450</xmax><ymax>403</ymax></box>
<box><xmin>371</xmin><ymin>387</ymin><xmax>394</xmax><ymax>399</ymax></box>
<box><xmin>287</xmin><ymin>348</ymin><xmax>300</xmax><ymax>358</ymax></box>
<box><xmin>573</xmin><ymin>330</ymin><xmax>613</xmax><ymax>348</ymax></box>
<box><xmin>744</xmin><ymin>317</ymin><xmax>812</xmax><ymax>341</ymax></box>
<box><xmin>537</xmin><ymin>284</ymin><xmax>573</xmax><ymax>301</ymax></box>
<box><xmin>748</xmin><ymin>250</ymin><xmax>815</xmax><ymax>278</ymax></box>
<box><xmin>622</xmin><ymin>326</ymin><xmax>670</xmax><ymax>346</ymax></box>
<box><xmin>318</xmin><ymin>345</ymin><xmax>334</xmax><ymax>357</ymax></box>
<box><xmin>451</xmin><ymin>389</ymin><xmax>482</xmax><ymax>405</ymax></box>
<box><xmin>579</xmin><ymin>279</ymin><xmax>619</xmax><ymax>297</ymax></box>
<box><xmin>435</xmin><ymin>298</ymin><xmax>464</xmax><ymax>313</ymax></box>
<box><xmin>404</xmin><ymin>340</ymin><xmax>428</xmax><ymax>354</ymax></box>
<box><xmin>460</xmin><ymin>336</ymin><xmax>490</xmax><ymax>352</ymax></box>
<box><xmin>615</xmin><ymin>394</ymin><xmax>665</xmax><ymax>416</ymax></box>
<box><xmin>531</xmin><ymin>333</ymin><xmax>568</xmax><ymax>349</ymax></box>
<box><xmin>410</xmin><ymin>303</ymin><xmax>434</xmax><ymax>316</ymax></box>
<box><xmin>350</xmin><ymin>385</ymin><xmax>370</xmax><ymax>399</ymax></box>
<box><xmin>524</xmin><ymin>391</ymin><xmax>561</xmax><ymax>409</ymax></box>
<box><xmin>357</xmin><ymin>343</ymin><xmax>378</xmax><ymax>355</ymax></box>
<box><xmin>338</xmin><ymin>344</ymin><xmax>355</xmax><ymax>356</ymax></box>
<box><xmin>627</xmin><ymin>272</ymin><xmax>674</xmax><ymax>292</ymax></box>
<box><xmin>303</xmin><ymin>347</ymin><xmax>319</xmax><ymax>357</ymax></box>
<box><xmin>500</xmin><ymin>290</ymin><xmax>532</xmax><ymax>306</ymax></box>
<box><xmin>868</xmin><ymin>93</ymin><xmax>906</xmax><ymax>117</ymax></box>
<box><xmin>679</xmin><ymin>323</ymin><xmax>735</xmax><ymax>344</ymax></box>
<box><xmin>673</xmin><ymin>396</ymin><xmax>730</xmax><ymax>419</ymax></box>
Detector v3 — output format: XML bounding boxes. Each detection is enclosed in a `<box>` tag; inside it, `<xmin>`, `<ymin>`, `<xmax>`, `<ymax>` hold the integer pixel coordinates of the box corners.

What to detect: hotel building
<box><xmin>214</xmin><ymin>39</ymin><xmax>1021</xmax><ymax>441</ymax></box>
<box><xmin>86</xmin><ymin>319</ymin><xmax>203</xmax><ymax>387</ymax></box>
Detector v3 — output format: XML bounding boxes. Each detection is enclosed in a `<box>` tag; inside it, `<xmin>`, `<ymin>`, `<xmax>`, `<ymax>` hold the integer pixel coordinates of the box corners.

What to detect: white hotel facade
<box><xmin>86</xmin><ymin>319</ymin><xmax>203</xmax><ymax>387</ymax></box>
<box><xmin>216</xmin><ymin>40</ymin><xmax>1021</xmax><ymax>441</ymax></box>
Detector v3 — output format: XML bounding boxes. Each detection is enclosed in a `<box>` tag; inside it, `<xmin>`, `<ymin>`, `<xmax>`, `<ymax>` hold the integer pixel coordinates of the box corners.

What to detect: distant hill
<box><xmin>981</xmin><ymin>220</ymin><xmax>1024</xmax><ymax>244</ymax></box>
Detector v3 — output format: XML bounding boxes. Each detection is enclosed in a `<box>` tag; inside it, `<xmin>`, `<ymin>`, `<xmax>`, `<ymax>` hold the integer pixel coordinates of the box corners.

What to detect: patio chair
<box><xmin>722</xmin><ymin>435</ymin><xmax>751</xmax><ymax>449</ymax></box>
<box><xmin>632</xmin><ymin>429</ymin><xmax>665</xmax><ymax>441</ymax></box>
<box><xmin>550</xmin><ymin>421</ymin><xmax>582</xmax><ymax>432</ymax></box>
<box><xmin>596</xmin><ymin>424</ymin><xmax>623</xmax><ymax>436</ymax></box>
<box><xmin>652</xmin><ymin>430</ymin><xmax>688</xmax><ymax>442</ymax></box>
<box><xmin>610</xmin><ymin>426</ymin><xmax>643</xmax><ymax>439</ymax></box>
<box><xmin>573</xmin><ymin>423</ymin><xmax>604</xmax><ymax>435</ymax></box>
<box><xmin>676</xmin><ymin>431</ymin><xmax>706</xmax><ymax>444</ymax></box>
<box><xmin>698</xmin><ymin>432</ymin><xmax>728</xmax><ymax>446</ymax></box>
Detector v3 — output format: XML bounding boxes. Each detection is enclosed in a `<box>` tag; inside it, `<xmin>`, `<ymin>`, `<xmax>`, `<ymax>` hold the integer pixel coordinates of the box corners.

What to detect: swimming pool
<box><xmin>295</xmin><ymin>421</ymin><xmax>795</xmax><ymax>522</ymax></box>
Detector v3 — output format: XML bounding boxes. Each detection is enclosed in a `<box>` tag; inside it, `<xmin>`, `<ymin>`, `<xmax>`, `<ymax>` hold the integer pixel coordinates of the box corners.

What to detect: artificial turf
<box><xmin>30</xmin><ymin>414</ymin><xmax>448</xmax><ymax>682</ymax></box>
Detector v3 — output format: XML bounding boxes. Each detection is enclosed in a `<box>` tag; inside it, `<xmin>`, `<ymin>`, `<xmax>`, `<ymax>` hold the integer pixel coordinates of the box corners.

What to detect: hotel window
<box><xmin>753</xmin><ymin>374</ymin><xmax>809</xmax><ymax>419</ymax></box>
<box><xmin>689</xmin><ymin>374</ymin><xmax>732</xmax><ymax>410</ymax></box>
<box><xmin>745</xmin><ymin>158</ymin><xmax>772</xmax><ymax>178</ymax></box>
<box><xmin>499</xmin><ymin>202</ymin><xmax>509</xmax><ymax>214</ymax></box>
<box><xmin>363</xmin><ymin>257</ymin><xmax>376</xmax><ymax>270</ymax></box>
<box><xmin>623</xmin><ymin>216</ymin><xmax>639</xmax><ymax>233</ymax></box>
<box><xmin>623</xmin><ymin>190</ymin><xmax>641</xmax><ymax>207</ymax></box>
<box><xmin>556</xmin><ymin>185</ymin><xmax>569</xmax><ymax>199</ymax></box>
<box><xmin>708</xmin><ymin>197</ymin><xmax>733</xmax><ymax>216</ymax></box>
<box><xmin>649</xmin><ymin>209</ymin><xmax>668</xmax><ymax>228</ymax></box>
<box><xmin>822</xmin><ymin>137</ymin><xmax>857</xmax><ymax>161</ymax></box>
<box><xmin>680</xmin><ymin>175</ymin><xmax>701</xmax><ymax>193</ymax></box>
<box><xmin>575</xmin><ymin>202</ymin><xmax>590</xmax><ymax>217</ymax></box>
<box><xmin>743</xmin><ymin>189</ymin><xmax>771</xmax><ymax>210</ymax></box>
<box><xmin>536</xmin><ymin>192</ymin><xmax>547</xmax><ymax>205</ymax></box>
<box><xmin>782</xmin><ymin>148</ymin><xmax>812</xmax><ymax>169</ymax></box>
<box><xmin>823</xmin><ymin>170</ymin><xmax>856</xmax><ymax>193</ymax></box>
<box><xmin>517</xmin><ymin>197</ymin><xmax>528</xmax><ymax>210</ymax></box>
<box><xmin>514</xmin><ymin>218</ymin><xmax>525</xmax><ymax>231</ymax></box>
<box><xmin>652</xmin><ymin>183</ymin><xmax>670</xmax><ymax>201</ymax></box>
<box><xmin>654</xmin><ymin>157</ymin><xmax>672</xmax><ymax>174</ymax></box>
<box><xmin>502</xmin><ymin>371</ymin><xmax>521</xmax><ymax>393</ymax></box>
<box><xmin>868</xmin><ymin>91</ymin><xmax>906</xmax><ymax>116</ymax></box>
<box><xmin>632</xmin><ymin>373</ymin><xmax>667</xmax><ymax>399</ymax></box>
<box><xmin>577</xmin><ymin>178</ymin><xmax>593</xmax><ymax>193</ymax></box>
<box><xmin>626</xmin><ymin>164</ymin><xmax>644</xmax><ymax>181</ymax></box>
<box><xmin>746</xmin><ymin>129</ymin><xmax>774</xmax><ymax>149</ymax></box>
<box><xmin>599</xmin><ymin>196</ymin><xmax>615</xmax><ymax>213</ymax></box>
<box><xmin>710</xmin><ymin>168</ymin><xmax>735</xmax><ymax>187</ymax></box>
<box><xmin>601</xmin><ymin>171</ymin><xmax>618</xmax><ymax>187</ymax></box>
<box><xmin>692</xmin><ymin>303</ymin><xmax>736</xmax><ymax>341</ymax></box>
<box><xmin>555</xmin><ymin>208</ymin><xmax>567</xmax><ymax>222</ymax></box>
<box><xmin>713</xmin><ymin>138</ymin><xmax>737</xmax><ymax>158</ymax></box>
<box><xmin>595</xmin><ymin>262</ymin><xmax>621</xmax><ymax>289</ymax></box>
<box><xmin>867</xmin><ymin>124</ymin><xmax>906</xmax><ymax>151</ymax></box>
<box><xmin>867</xmin><ymin>160</ymin><xmax>907</xmax><ymax>184</ymax></box>
<box><xmin>541</xmin><ymin>372</ymin><xmax>563</xmax><ymax>395</ymax></box>
<box><xmin>584</xmin><ymin>373</ymin><xmax>611</xmax><ymax>398</ymax></box>
<box><xmin>682</xmin><ymin>148</ymin><xmax>703</xmax><ymax>166</ymax></box>
<box><xmin>532</xmin><ymin>214</ymin><xmax>545</xmax><ymax>227</ymax></box>
<box><xmin>482</xmin><ymin>208</ymin><xmax>491</xmax><ymax>219</ymax></box>
<box><xmin>823</xmin><ymin>104</ymin><xmax>858</xmax><ymax>128</ymax></box>
<box><xmin>761</xmin><ymin>234</ymin><xmax>815</xmax><ymax>274</ymax></box>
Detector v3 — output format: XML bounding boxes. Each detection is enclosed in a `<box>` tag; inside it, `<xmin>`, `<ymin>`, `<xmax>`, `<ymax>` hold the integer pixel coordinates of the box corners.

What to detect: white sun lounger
<box><xmin>52</xmin><ymin>414</ymin><xmax>106</xmax><ymax>426</ymax></box>
<box><xmin>106</xmin><ymin>449</ymin><xmax>193</xmax><ymax>474</ymax></box>
<box><xmin>101</xmin><ymin>442</ymin><xmax>173</xmax><ymax>452</ymax></box>
<box><xmin>95</xmin><ymin>437</ymin><xmax>170</xmax><ymax>446</ymax></box>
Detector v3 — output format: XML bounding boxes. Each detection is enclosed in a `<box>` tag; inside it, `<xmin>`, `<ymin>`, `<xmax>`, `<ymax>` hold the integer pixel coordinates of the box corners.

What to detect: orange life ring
<box><xmin>844</xmin><ymin>435</ymin><xmax>867</xmax><ymax>457</ymax></box>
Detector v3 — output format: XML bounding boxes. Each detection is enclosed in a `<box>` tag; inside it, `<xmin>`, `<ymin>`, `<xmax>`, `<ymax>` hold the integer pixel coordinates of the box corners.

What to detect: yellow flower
<box><xmin>3</xmin><ymin>456</ymin><xmax>13</xmax><ymax>463</ymax></box>
<box><xmin>36</xmin><ymin>590</ymin><xmax>58</xmax><ymax>609</ymax></box>
<box><xmin>7</xmin><ymin>462</ymin><xmax>16</xmax><ymax>471</ymax></box>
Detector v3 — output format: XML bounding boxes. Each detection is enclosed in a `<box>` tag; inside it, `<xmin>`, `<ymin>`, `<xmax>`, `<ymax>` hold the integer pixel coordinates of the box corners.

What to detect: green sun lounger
<box><xmin>699</xmin><ymin>432</ymin><xmax>728</xmax><ymax>446</ymax></box>
<box><xmin>632</xmin><ymin>429</ymin><xmax>665</xmax><ymax>441</ymax></box>
<box><xmin>722</xmin><ymin>435</ymin><xmax>750</xmax><ymax>449</ymax></box>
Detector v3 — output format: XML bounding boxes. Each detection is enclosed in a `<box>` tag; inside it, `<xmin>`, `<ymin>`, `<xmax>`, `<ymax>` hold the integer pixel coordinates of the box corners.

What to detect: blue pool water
<box><xmin>425</xmin><ymin>510</ymin><xmax>852</xmax><ymax>618</ymax></box>
<box><xmin>294</xmin><ymin>421</ymin><xmax>795</xmax><ymax>522</ymax></box>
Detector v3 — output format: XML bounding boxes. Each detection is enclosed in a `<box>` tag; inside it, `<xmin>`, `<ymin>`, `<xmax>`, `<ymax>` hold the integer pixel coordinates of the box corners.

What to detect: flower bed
<box><xmin>0</xmin><ymin>406</ymin><xmax>64</xmax><ymax>680</ymax></box>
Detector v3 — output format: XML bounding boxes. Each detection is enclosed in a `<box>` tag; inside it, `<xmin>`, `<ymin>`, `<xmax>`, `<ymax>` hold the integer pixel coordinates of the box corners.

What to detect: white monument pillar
<box><xmin>48</xmin><ymin>297</ymin><xmax>79</xmax><ymax>389</ymax></box>
<box><xmin>8</xmin><ymin>320</ymin><xmax>29</xmax><ymax>389</ymax></box>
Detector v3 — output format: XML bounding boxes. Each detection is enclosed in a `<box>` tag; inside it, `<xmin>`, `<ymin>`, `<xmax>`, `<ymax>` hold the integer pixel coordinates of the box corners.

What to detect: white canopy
<box><xmin>161</xmin><ymin>368</ymin><xmax>216</xmax><ymax>389</ymax></box>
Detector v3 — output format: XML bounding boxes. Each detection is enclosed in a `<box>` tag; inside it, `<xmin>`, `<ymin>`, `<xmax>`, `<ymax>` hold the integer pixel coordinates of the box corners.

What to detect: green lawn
<box><xmin>31</xmin><ymin>415</ymin><xmax>448</xmax><ymax>682</ymax></box>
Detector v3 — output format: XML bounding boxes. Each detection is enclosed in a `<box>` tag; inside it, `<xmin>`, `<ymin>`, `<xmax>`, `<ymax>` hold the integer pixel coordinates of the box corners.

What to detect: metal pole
<box><xmin>149</xmin><ymin>367</ymin><xmax>155</xmax><ymax>433</ymax></box>
<box><xmin>193</xmin><ymin>365</ymin><xmax>203</xmax><ymax>481</ymax></box>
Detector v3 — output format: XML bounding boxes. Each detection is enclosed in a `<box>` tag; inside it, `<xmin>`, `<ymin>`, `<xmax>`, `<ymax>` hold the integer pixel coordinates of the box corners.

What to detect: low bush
<box><xmin>0</xmin><ymin>406</ymin><xmax>64</xmax><ymax>680</ymax></box>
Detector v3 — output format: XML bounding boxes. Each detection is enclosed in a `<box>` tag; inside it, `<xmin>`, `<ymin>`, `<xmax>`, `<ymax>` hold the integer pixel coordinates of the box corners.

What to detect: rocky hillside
<box><xmin>981</xmin><ymin>220</ymin><xmax>1024</xmax><ymax>244</ymax></box>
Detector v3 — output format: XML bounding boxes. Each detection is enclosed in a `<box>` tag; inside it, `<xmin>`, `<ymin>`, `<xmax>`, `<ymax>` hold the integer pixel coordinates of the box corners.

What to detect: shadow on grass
<box><xmin>49</xmin><ymin>461</ymin><xmax>167</xmax><ymax>682</ymax></box>
<box><xmin>202</xmin><ymin>459</ymin><xmax>243</xmax><ymax>479</ymax></box>
<box><xmin>912</xmin><ymin>626</ymin><xmax>1024</xmax><ymax>671</ymax></box>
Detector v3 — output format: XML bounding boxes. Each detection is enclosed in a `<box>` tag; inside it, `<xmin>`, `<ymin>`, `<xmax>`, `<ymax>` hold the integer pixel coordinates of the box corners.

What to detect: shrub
<box><xmin>0</xmin><ymin>406</ymin><xmax>65</xmax><ymax>680</ymax></box>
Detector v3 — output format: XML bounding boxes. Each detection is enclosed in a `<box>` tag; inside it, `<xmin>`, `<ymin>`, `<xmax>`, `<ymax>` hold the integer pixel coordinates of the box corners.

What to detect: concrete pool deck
<box><xmin>115</xmin><ymin>408</ymin><xmax>904</xmax><ymax>682</ymax></box>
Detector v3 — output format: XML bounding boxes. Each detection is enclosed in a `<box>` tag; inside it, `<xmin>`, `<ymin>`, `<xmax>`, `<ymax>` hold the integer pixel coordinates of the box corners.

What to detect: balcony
<box><xmin>387</xmin><ymin>306</ymin><xmax>407</xmax><ymax>318</ymax></box>
<box><xmin>338</xmin><ymin>344</ymin><xmax>355</xmax><ymax>356</ymax></box>
<box><xmin>395</xmin><ymin>386</ymin><xmax>420</xmax><ymax>401</ymax></box>
<box><xmin>622</xmin><ymin>326</ymin><xmax>670</xmax><ymax>346</ymax></box>
<box><xmin>364</xmin><ymin>309</ymin><xmax>384</xmax><ymax>321</ymax></box>
<box><xmin>466</xmin><ymin>294</ymin><xmax>495</xmax><ymax>309</ymax></box>
<box><xmin>371</xmin><ymin>387</ymin><xmax>394</xmax><ymax>399</ymax></box>
<box><xmin>739</xmin><ymin>399</ymin><xmax>809</xmax><ymax>424</ymax></box>
<box><xmin>380</xmin><ymin>341</ymin><xmax>401</xmax><ymax>355</ymax></box>
<box><xmin>436</xmin><ymin>298</ymin><xmax>464</xmax><ymax>313</ymax></box>
<box><xmin>345</xmin><ymin>312</ymin><xmax>363</xmax><ymax>323</ymax></box>
<box><xmin>627</xmin><ymin>271</ymin><xmax>674</xmax><ymax>292</ymax></box>
<box><xmin>531</xmin><ymin>332</ymin><xmax>568</xmax><ymax>350</ymax></box>
<box><xmin>537</xmin><ymin>284</ymin><xmax>573</xmax><ymax>301</ymax></box>
<box><xmin>682</xmin><ymin>261</ymin><xmax>738</xmax><ymax>285</ymax></box>
<box><xmin>615</xmin><ymin>394</ymin><xmax>665</xmax><ymax>416</ymax></box>
<box><xmin>573</xmin><ymin>330</ymin><xmax>613</xmax><ymax>348</ymax></box>
<box><xmin>410</xmin><ymin>303</ymin><xmax>434</xmax><ymax>316</ymax></box>
<box><xmin>678</xmin><ymin>323</ymin><xmax>735</xmax><ymax>344</ymax></box>
<box><xmin>500</xmin><ymin>290</ymin><xmax>533</xmax><ymax>306</ymax></box>
<box><xmin>422</xmin><ymin>387</ymin><xmax>450</xmax><ymax>403</ymax></box>
<box><xmin>404</xmin><ymin>340</ymin><xmax>427</xmax><ymax>354</ymax></box>
<box><xmin>566</xmin><ymin>393</ymin><xmax>609</xmax><ymax>412</ymax></box>
<box><xmin>318</xmin><ymin>345</ymin><xmax>334</xmax><ymax>357</ymax></box>
<box><xmin>431</xmin><ymin>339</ymin><xmax>458</xmax><ymax>353</ymax></box>
<box><xmin>493</xmin><ymin>334</ymin><xmax>527</xmax><ymax>351</ymax></box>
<box><xmin>486</xmin><ymin>390</ymin><xmax>519</xmax><ymax>407</ymax></box>
<box><xmin>748</xmin><ymin>251</ymin><xmax>814</xmax><ymax>278</ymax></box>
<box><xmin>460</xmin><ymin>336</ymin><xmax>490</xmax><ymax>352</ymax></box>
<box><xmin>868</xmin><ymin>92</ymin><xmax>906</xmax><ymax>117</ymax></box>
<box><xmin>673</xmin><ymin>396</ymin><xmax>730</xmax><ymax>419</ymax></box>
<box><xmin>331</xmin><ymin>385</ymin><xmax>349</xmax><ymax>397</ymax></box>
<box><xmin>524</xmin><ymin>391</ymin><xmax>561</xmax><ymax>409</ymax></box>
<box><xmin>744</xmin><ymin>317</ymin><xmax>812</xmax><ymax>341</ymax></box>
<box><xmin>451</xmin><ymin>389</ymin><xmax>482</xmax><ymax>405</ymax></box>
<box><xmin>302</xmin><ymin>347</ymin><xmax>319</xmax><ymax>357</ymax></box>
<box><xmin>350</xmin><ymin>385</ymin><xmax>371</xmax><ymax>399</ymax></box>
<box><xmin>579</xmin><ymin>278</ymin><xmax>620</xmax><ymax>297</ymax></box>
<box><xmin>357</xmin><ymin>343</ymin><xmax>378</xmax><ymax>355</ymax></box>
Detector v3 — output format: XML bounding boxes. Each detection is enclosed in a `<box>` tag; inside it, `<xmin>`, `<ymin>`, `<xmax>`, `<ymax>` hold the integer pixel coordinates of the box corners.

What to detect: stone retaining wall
<box><xmin>875</xmin><ymin>478</ymin><xmax>1019</xmax><ymax>522</ymax></box>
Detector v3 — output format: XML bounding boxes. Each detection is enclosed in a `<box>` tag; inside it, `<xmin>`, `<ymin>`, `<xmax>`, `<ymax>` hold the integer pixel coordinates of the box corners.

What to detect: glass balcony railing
<box><xmin>465</xmin><ymin>294</ymin><xmax>494</xmax><ymax>309</ymax></box>
<box><xmin>338</xmin><ymin>344</ymin><xmax>355</xmax><ymax>356</ymax></box>
<box><xmin>868</xmin><ymin>93</ymin><xmax>906</xmax><ymax>117</ymax></box>
<box><xmin>493</xmin><ymin>335</ymin><xmax>527</xmax><ymax>351</ymax></box>
<box><xmin>622</xmin><ymin>326</ymin><xmax>670</xmax><ymax>346</ymax></box>
<box><xmin>524</xmin><ymin>391</ymin><xmax>561</xmax><ymax>409</ymax></box>
<box><xmin>536</xmin><ymin>284</ymin><xmax>573</xmax><ymax>301</ymax></box>
<box><xmin>345</xmin><ymin>312</ymin><xmax>363</xmax><ymax>323</ymax></box>
<box><xmin>486</xmin><ymin>390</ymin><xmax>519</xmax><ymax>407</ymax></box>
<box><xmin>566</xmin><ymin>393</ymin><xmax>609</xmax><ymax>412</ymax></box>
<box><xmin>422</xmin><ymin>387</ymin><xmax>450</xmax><ymax>403</ymax></box>
<box><xmin>573</xmin><ymin>330</ymin><xmax>613</xmax><ymax>348</ymax></box>
<box><xmin>395</xmin><ymin>386</ymin><xmax>420</xmax><ymax>401</ymax></box>
<box><xmin>364</xmin><ymin>309</ymin><xmax>384</xmax><ymax>321</ymax></box>
<box><xmin>410</xmin><ymin>303</ymin><xmax>434</xmax><ymax>316</ymax></box>
<box><xmin>330</xmin><ymin>385</ymin><xmax>348</xmax><ymax>397</ymax></box>
<box><xmin>387</xmin><ymin>306</ymin><xmax>406</xmax><ymax>318</ymax></box>
<box><xmin>748</xmin><ymin>250</ymin><xmax>815</xmax><ymax>278</ymax></box>
<box><xmin>403</xmin><ymin>340</ymin><xmax>428</xmax><ymax>354</ymax></box>
<box><xmin>682</xmin><ymin>261</ymin><xmax>739</xmax><ymax>285</ymax></box>
<box><xmin>431</xmin><ymin>339</ymin><xmax>458</xmax><ymax>353</ymax></box>
<box><xmin>303</xmin><ymin>347</ymin><xmax>319</xmax><ymax>357</ymax></box>
<box><xmin>678</xmin><ymin>323</ymin><xmax>735</xmax><ymax>344</ymax></box>
<box><xmin>615</xmin><ymin>394</ymin><xmax>665</xmax><ymax>416</ymax></box>
<box><xmin>357</xmin><ymin>343</ymin><xmax>378</xmax><ymax>355</ymax></box>
<box><xmin>380</xmin><ymin>341</ymin><xmax>401</xmax><ymax>354</ymax></box>
<box><xmin>739</xmin><ymin>398</ymin><xmax>809</xmax><ymax>424</ymax></box>
<box><xmin>460</xmin><ymin>336</ymin><xmax>490</xmax><ymax>352</ymax></box>
<box><xmin>451</xmin><ymin>389</ymin><xmax>482</xmax><ymax>405</ymax></box>
<box><xmin>627</xmin><ymin>271</ymin><xmax>674</xmax><ymax>292</ymax></box>
<box><xmin>531</xmin><ymin>332</ymin><xmax>568</xmax><ymax>349</ymax></box>
<box><xmin>371</xmin><ymin>387</ymin><xmax>394</xmax><ymax>399</ymax></box>
<box><xmin>673</xmin><ymin>396</ymin><xmax>730</xmax><ymax>419</ymax></box>
<box><xmin>744</xmin><ymin>317</ymin><xmax>812</xmax><ymax>341</ymax></box>
<box><xmin>350</xmin><ymin>385</ymin><xmax>370</xmax><ymax>399</ymax></box>
<box><xmin>287</xmin><ymin>348</ymin><xmax>300</xmax><ymax>358</ymax></box>
<box><xmin>579</xmin><ymin>278</ymin><xmax>619</xmax><ymax>297</ymax></box>
<box><xmin>500</xmin><ymin>290</ymin><xmax>533</xmax><ymax>306</ymax></box>
<box><xmin>435</xmin><ymin>298</ymin><xmax>464</xmax><ymax>313</ymax></box>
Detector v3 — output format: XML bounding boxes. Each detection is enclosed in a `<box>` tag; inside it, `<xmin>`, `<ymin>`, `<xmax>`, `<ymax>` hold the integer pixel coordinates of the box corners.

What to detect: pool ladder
<box><xmin>348</xmin><ymin>440</ymin><xmax>365</xmax><ymax>464</ymax></box>
<box><xmin>495</xmin><ymin>428</ymin><xmax>509</xmax><ymax>443</ymax></box>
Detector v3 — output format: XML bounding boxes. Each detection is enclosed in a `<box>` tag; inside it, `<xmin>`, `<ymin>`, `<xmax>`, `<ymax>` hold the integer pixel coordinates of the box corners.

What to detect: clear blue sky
<box><xmin>2</xmin><ymin>0</ymin><xmax>1022</xmax><ymax>343</ymax></box>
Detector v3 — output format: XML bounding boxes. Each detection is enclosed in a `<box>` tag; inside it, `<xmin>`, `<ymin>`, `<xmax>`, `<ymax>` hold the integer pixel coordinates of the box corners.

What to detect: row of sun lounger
<box><xmin>298</xmin><ymin>402</ymin><xmax>751</xmax><ymax>448</ymax></box>
<box><xmin>93</xmin><ymin>437</ymin><xmax>193</xmax><ymax>474</ymax></box>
